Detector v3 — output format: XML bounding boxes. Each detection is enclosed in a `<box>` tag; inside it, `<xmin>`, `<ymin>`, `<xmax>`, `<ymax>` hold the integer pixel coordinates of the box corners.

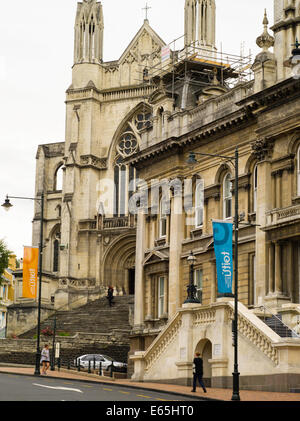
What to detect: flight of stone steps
<box><xmin>20</xmin><ymin>295</ymin><xmax>134</xmax><ymax>339</ymax></box>
<box><xmin>263</xmin><ymin>314</ymin><xmax>297</xmax><ymax>338</ymax></box>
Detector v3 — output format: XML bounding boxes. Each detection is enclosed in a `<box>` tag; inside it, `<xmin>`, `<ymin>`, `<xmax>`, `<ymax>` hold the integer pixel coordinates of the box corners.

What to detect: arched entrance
<box><xmin>101</xmin><ymin>234</ymin><xmax>136</xmax><ymax>295</ymax></box>
<box><xmin>195</xmin><ymin>339</ymin><xmax>212</xmax><ymax>387</ymax></box>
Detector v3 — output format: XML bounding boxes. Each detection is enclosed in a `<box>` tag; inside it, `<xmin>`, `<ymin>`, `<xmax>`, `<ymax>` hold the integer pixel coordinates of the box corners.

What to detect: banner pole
<box><xmin>232</xmin><ymin>147</ymin><xmax>240</xmax><ymax>401</ymax></box>
<box><xmin>34</xmin><ymin>192</ymin><xmax>44</xmax><ymax>376</ymax></box>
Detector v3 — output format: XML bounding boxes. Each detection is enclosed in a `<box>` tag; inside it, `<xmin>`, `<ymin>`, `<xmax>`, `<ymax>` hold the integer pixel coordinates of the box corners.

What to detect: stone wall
<box><xmin>0</xmin><ymin>331</ymin><xmax>130</xmax><ymax>366</ymax></box>
<box><xmin>6</xmin><ymin>302</ymin><xmax>54</xmax><ymax>338</ymax></box>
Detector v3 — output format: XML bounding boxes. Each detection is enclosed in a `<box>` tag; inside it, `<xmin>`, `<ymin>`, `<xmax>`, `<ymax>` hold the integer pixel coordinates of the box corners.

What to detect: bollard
<box><xmin>77</xmin><ymin>359</ymin><xmax>81</xmax><ymax>372</ymax></box>
<box><xmin>99</xmin><ymin>362</ymin><xmax>102</xmax><ymax>376</ymax></box>
<box><xmin>67</xmin><ymin>360</ymin><xmax>71</xmax><ymax>370</ymax></box>
<box><xmin>88</xmin><ymin>359</ymin><xmax>91</xmax><ymax>373</ymax></box>
<box><xmin>58</xmin><ymin>358</ymin><xmax>61</xmax><ymax>371</ymax></box>
<box><xmin>93</xmin><ymin>357</ymin><xmax>96</xmax><ymax>371</ymax></box>
<box><xmin>110</xmin><ymin>363</ymin><xmax>114</xmax><ymax>378</ymax></box>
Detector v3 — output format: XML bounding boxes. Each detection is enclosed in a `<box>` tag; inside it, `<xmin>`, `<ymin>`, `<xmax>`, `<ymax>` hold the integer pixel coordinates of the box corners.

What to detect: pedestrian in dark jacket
<box><xmin>191</xmin><ymin>352</ymin><xmax>207</xmax><ymax>393</ymax></box>
<box><xmin>107</xmin><ymin>286</ymin><xmax>114</xmax><ymax>307</ymax></box>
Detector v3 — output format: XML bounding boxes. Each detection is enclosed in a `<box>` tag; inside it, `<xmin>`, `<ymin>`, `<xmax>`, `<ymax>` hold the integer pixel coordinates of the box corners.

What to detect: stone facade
<box><xmin>32</xmin><ymin>0</ymin><xmax>167</xmax><ymax>309</ymax></box>
<box><xmin>127</xmin><ymin>2</ymin><xmax>300</xmax><ymax>390</ymax></box>
<box><xmin>21</xmin><ymin>0</ymin><xmax>300</xmax><ymax>390</ymax></box>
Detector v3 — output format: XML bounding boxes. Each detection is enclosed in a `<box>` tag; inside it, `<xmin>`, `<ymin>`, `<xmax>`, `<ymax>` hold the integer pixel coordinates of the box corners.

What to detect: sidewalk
<box><xmin>0</xmin><ymin>365</ymin><xmax>300</xmax><ymax>402</ymax></box>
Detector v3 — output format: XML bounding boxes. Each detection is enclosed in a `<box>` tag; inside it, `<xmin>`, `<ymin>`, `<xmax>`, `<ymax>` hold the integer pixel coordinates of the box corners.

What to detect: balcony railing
<box><xmin>266</xmin><ymin>204</ymin><xmax>300</xmax><ymax>226</ymax></box>
<box><xmin>100</xmin><ymin>215</ymin><xmax>136</xmax><ymax>231</ymax></box>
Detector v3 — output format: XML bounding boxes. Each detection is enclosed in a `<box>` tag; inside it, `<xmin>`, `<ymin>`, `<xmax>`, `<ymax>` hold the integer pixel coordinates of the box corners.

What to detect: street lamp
<box><xmin>184</xmin><ymin>251</ymin><xmax>200</xmax><ymax>304</ymax></box>
<box><xmin>2</xmin><ymin>193</ymin><xmax>45</xmax><ymax>376</ymax></box>
<box><xmin>187</xmin><ymin>147</ymin><xmax>240</xmax><ymax>401</ymax></box>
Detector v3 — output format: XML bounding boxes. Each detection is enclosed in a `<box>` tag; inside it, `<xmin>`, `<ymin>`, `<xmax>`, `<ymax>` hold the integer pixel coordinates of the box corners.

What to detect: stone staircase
<box><xmin>20</xmin><ymin>295</ymin><xmax>134</xmax><ymax>339</ymax></box>
<box><xmin>262</xmin><ymin>314</ymin><xmax>296</xmax><ymax>338</ymax></box>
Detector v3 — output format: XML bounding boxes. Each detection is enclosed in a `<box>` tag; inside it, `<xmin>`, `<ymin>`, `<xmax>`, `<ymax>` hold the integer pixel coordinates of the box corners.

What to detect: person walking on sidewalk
<box><xmin>191</xmin><ymin>352</ymin><xmax>207</xmax><ymax>393</ymax></box>
<box><xmin>40</xmin><ymin>344</ymin><xmax>50</xmax><ymax>375</ymax></box>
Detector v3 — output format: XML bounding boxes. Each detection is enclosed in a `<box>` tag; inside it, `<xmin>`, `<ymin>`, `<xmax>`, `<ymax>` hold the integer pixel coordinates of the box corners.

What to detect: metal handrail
<box><xmin>259</xmin><ymin>305</ymin><xmax>300</xmax><ymax>338</ymax></box>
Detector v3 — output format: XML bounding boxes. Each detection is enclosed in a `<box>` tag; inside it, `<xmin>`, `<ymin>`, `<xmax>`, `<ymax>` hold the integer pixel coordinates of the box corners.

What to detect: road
<box><xmin>0</xmin><ymin>373</ymin><xmax>202</xmax><ymax>402</ymax></box>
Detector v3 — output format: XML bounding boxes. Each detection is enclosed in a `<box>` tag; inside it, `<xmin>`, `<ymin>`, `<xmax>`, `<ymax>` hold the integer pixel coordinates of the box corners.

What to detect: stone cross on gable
<box><xmin>143</xmin><ymin>2</ymin><xmax>151</xmax><ymax>21</ymax></box>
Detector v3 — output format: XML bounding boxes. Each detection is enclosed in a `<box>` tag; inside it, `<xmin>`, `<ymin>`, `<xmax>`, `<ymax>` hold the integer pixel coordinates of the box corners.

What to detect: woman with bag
<box><xmin>40</xmin><ymin>344</ymin><xmax>50</xmax><ymax>375</ymax></box>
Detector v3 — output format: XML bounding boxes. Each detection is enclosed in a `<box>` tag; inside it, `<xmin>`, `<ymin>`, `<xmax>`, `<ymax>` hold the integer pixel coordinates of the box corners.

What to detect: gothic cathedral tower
<box><xmin>184</xmin><ymin>0</ymin><xmax>216</xmax><ymax>51</ymax></box>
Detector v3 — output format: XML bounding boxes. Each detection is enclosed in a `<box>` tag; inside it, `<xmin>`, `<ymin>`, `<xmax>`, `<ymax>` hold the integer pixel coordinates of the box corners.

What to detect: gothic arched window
<box><xmin>54</xmin><ymin>165</ymin><xmax>64</xmax><ymax>191</ymax></box>
<box><xmin>113</xmin><ymin>108</ymin><xmax>152</xmax><ymax>216</ymax></box>
<box><xmin>53</xmin><ymin>239</ymin><xmax>59</xmax><ymax>272</ymax></box>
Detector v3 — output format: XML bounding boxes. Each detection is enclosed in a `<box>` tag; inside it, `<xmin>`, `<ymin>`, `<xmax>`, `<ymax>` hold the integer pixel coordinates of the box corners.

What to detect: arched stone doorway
<box><xmin>195</xmin><ymin>339</ymin><xmax>212</xmax><ymax>387</ymax></box>
<box><xmin>101</xmin><ymin>234</ymin><xmax>136</xmax><ymax>295</ymax></box>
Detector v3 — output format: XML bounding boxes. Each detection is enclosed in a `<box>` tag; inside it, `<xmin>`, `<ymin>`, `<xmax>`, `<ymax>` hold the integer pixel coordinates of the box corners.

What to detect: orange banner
<box><xmin>23</xmin><ymin>247</ymin><xmax>39</xmax><ymax>299</ymax></box>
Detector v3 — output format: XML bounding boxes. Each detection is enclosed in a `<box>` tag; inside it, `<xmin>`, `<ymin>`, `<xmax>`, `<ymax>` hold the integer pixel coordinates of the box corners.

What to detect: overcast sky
<box><xmin>0</xmin><ymin>0</ymin><xmax>274</xmax><ymax>259</ymax></box>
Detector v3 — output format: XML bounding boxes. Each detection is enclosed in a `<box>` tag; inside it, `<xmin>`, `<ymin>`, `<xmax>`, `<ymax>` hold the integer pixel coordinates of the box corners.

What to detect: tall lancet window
<box><xmin>89</xmin><ymin>15</ymin><xmax>95</xmax><ymax>60</ymax></box>
<box><xmin>113</xmin><ymin>109</ymin><xmax>152</xmax><ymax>217</ymax></box>
<box><xmin>74</xmin><ymin>0</ymin><xmax>103</xmax><ymax>64</ymax></box>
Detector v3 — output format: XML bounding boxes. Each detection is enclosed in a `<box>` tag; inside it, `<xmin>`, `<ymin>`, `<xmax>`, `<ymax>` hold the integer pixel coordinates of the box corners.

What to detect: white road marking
<box><xmin>33</xmin><ymin>383</ymin><xmax>83</xmax><ymax>393</ymax></box>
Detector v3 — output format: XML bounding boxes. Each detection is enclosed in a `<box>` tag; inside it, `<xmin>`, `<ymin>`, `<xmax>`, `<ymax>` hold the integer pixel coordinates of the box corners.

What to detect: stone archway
<box><xmin>195</xmin><ymin>338</ymin><xmax>212</xmax><ymax>387</ymax></box>
<box><xmin>101</xmin><ymin>234</ymin><xmax>136</xmax><ymax>295</ymax></box>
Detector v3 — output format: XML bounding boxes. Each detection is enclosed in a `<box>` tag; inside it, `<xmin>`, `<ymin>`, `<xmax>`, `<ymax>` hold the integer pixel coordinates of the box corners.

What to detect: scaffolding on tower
<box><xmin>136</xmin><ymin>35</ymin><xmax>254</xmax><ymax>106</ymax></box>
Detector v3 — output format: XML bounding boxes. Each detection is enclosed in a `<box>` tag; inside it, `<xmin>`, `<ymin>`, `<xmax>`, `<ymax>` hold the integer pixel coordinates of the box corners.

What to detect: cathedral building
<box><xmin>32</xmin><ymin>0</ymin><xmax>300</xmax><ymax>390</ymax></box>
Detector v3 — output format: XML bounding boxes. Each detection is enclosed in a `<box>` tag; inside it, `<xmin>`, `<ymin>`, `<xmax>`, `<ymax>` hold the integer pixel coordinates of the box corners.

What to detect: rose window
<box><xmin>134</xmin><ymin>112</ymin><xmax>152</xmax><ymax>130</ymax></box>
<box><xmin>117</xmin><ymin>132</ymin><xmax>138</xmax><ymax>157</ymax></box>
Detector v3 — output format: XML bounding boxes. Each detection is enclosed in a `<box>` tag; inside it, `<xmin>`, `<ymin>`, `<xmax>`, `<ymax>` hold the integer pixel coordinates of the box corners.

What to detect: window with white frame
<box><xmin>297</xmin><ymin>146</ymin><xmax>300</xmax><ymax>197</ymax></box>
<box><xmin>158</xmin><ymin>276</ymin><xmax>165</xmax><ymax>317</ymax></box>
<box><xmin>194</xmin><ymin>268</ymin><xmax>203</xmax><ymax>303</ymax></box>
<box><xmin>159</xmin><ymin>199</ymin><xmax>167</xmax><ymax>238</ymax></box>
<box><xmin>253</xmin><ymin>165</ymin><xmax>258</xmax><ymax>212</ymax></box>
<box><xmin>195</xmin><ymin>179</ymin><xmax>204</xmax><ymax>228</ymax></box>
<box><xmin>223</xmin><ymin>173</ymin><xmax>232</xmax><ymax>219</ymax></box>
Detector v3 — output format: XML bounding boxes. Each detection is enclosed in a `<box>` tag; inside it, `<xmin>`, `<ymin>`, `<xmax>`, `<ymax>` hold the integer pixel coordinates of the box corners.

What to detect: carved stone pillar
<box><xmin>268</xmin><ymin>242</ymin><xmax>275</xmax><ymax>294</ymax></box>
<box><xmin>169</xmin><ymin>190</ymin><xmax>183</xmax><ymax>316</ymax></box>
<box><xmin>134</xmin><ymin>209</ymin><xmax>146</xmax><ymax>327</ymax></box>
<box><xmin>286</xmin><ymin>241</ymin><xmax>293</xmax><ymax>299</ymax></box>
<box><xmin>275</xmin><ymin>241</ymin><xmax>282</xmax><ymax>294</ymax></box>
<box><xmin>251</xmin><ymin>137</ymin><xmax>274</xmax><ymax>302</ymax></box>
<box><xmin>145</xmin><ymin>276</ymin><xmax>153</xmax><ymax>320</ymax></box>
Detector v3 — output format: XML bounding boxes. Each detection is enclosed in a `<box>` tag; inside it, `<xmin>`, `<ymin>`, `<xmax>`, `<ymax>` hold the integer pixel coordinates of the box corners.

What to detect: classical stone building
<box><xmin>28</xmin><ymin>0</ymin><xmax>300</xmax><ymax>390</ymax></box>
<box><xmin>127</xmin><ymin>0</ymin><xmax>300</xmax><ymax>391</ymax></box>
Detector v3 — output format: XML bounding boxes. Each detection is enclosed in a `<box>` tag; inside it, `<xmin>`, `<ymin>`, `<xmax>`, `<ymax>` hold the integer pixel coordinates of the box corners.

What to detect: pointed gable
<box><xmin>143</xmin><ymin>250</ymin><xmax>169</xmax><ymax>266</ymax></box>
<box><xmin>119</xmin><ymin>20</ymin><xmax>166</xmax><ymax>65</ymax></box>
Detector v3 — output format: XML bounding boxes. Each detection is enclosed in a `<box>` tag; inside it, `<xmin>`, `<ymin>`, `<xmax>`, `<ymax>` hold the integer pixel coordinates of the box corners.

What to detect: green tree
<box><xmin>0</xmin><ymin>239</ymin><xmax>11</xmax><ymax>284</ymax></box>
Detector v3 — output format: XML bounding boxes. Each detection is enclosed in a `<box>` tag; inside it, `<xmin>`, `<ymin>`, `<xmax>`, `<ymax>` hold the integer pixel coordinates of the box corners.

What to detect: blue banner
<box><xmin>212</xmin><ymin>220</ymin><xmax>233</xmax><ymax>295</ymax></box>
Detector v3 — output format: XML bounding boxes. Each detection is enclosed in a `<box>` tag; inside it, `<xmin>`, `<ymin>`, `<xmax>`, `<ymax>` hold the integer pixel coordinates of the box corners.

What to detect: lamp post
<box><xmin>2</xmin><ymin>193</ymin><xmax>45</xmax><ymax>376</ymax></box>
<box><xmin>187</xmin><ymin>147</ymin><xmax>240</xmax><ymax>401</ymax></box>
<box><xmin>51</xmin><ymin>314</ymin><xmax>57</xmax><ymax>371</ymax></box>
<box><xmin>184</xmin><ymin>251</ymin><xmax>200</xmax><ymax>304</ymax></box>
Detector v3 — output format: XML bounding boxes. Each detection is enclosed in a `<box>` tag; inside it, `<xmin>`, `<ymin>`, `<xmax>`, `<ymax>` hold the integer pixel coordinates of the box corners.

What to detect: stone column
<box><xmin>163</xmin><ymin>276</ymin><xmax>168</xmax><ymax>317</ymax></box>
<box><xmin>134</xmin><ymin>209</ymin><xmax>146</xmax><ymax>327</ymax></box>
<box><xmin>252</xmin><ymin>138</ymin><xmax>274</xmax><ymax>303</ymax></box>
<box><xmin>268</xmin><ymin>242</ymin><xmax>275</xmax><ymax>294</ymax></box>
<box><xmin>169</xmin><ymin>191</ymin><xmax>183</xmax><ymax>316</ymax></box>
<box><xmin>211</xmin><ymin>260</ymin><xmax>217</xmax><ymax>303</ymax></box>
<box><xmin>275</xmin><ymin>241</ymin><xmax>282</xmax><ymax>294</ymax></box>
<box><xmin>145</xmin><ymin>276</ymin><xmax>153</xmax><ymax>320</ymax></box>
<box><xmin>125</xmin><ymin>269</ymin><xmax>130</xmax><ymax>295</ymax></box>
<box><xmin>286</xmin><ymin>241</ymin><xmax>293</xmax><ymax>299</ymax></box>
